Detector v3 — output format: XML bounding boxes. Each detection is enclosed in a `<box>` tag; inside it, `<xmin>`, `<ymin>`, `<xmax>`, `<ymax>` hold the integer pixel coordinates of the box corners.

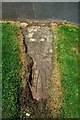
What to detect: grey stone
<box><xmin>23</xmin><ymin>25</ymin><xmax>54</xmax><ymax>101</ymax></box>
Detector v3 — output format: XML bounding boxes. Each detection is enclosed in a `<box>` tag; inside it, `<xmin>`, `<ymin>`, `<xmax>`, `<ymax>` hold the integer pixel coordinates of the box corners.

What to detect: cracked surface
<box><xmin>23</xmin><ymin>26</ymin><xmax>54</xmax><ymax>101</ymax></box>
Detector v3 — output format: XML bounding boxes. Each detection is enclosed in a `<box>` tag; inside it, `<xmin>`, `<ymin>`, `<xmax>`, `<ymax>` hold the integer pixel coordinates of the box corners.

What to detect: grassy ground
<box><xmin>2</xmin><ymin>22</ymin><xmax>20</xmax><ymax>119</ymax></box>
<box><xmin>2</xmin><ymin>21</ymin><xmax>79</xmax><ymax>119</ymax></box>
<box><xmin>56</xmin><ymin>24</ymin><xmax>79</xmax><ymax>118</ymax></box>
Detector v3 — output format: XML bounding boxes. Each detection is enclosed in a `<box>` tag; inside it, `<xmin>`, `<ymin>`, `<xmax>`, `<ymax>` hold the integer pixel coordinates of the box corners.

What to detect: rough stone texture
<box><xmin>23</xmin><ymin>26</ymin><xmax>53</xmax><ymax>101</ymax></box>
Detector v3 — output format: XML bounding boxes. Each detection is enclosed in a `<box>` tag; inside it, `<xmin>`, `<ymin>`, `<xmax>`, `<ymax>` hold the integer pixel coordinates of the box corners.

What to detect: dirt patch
<box><xmin>49</xmin><ymin>23</ymin><xmax>63</xmax><ymax>118</ymax></box>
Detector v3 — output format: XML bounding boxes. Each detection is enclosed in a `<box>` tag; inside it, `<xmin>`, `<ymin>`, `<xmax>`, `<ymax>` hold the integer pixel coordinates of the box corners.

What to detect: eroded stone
<box><xmin>23</xmin><ymin>25</ymin><xmax>54</xmax><ymax>101</ymax></box>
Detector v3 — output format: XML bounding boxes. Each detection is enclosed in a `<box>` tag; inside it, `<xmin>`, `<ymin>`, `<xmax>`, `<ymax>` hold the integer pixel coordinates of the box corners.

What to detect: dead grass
<box><xmin>49</xmin><ymin>23</ymin><xmax>63</xmax><ymax>118</ymax></box>
<box><xmin>17</xmin><ymin>30</ymin><xmax>28</xmax><ymax>89</ymax></box>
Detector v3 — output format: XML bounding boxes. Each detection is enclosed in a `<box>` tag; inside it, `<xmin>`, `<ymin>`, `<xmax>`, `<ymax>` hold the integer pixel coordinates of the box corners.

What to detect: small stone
<box><xmin>50</xmin><ymin>23</ymin><xmax>54</xmax><ymax>27</ymax></box>
<box><xmin>20</xmin><ymin>22</ymin><xmax>28</xmax><ymax>28</ymax></box>
<box><xmin>54</xmin><ymin>23</ymin><xmax>57</xmax><ymax>26</ymax></box>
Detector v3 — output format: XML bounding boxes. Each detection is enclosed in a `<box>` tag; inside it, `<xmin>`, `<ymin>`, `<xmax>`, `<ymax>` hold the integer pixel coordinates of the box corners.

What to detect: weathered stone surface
<box><xmin>23</xmin><ymin>25</ymin><xmax>53</xmax><ymax>101</ymax></box>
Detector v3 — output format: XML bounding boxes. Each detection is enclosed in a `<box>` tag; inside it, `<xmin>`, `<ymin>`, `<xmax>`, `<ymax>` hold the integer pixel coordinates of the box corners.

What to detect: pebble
<box><xmin>20</xmin><ymin>22</ymin><xmax>28</xmax><ymax>28</ymax></box>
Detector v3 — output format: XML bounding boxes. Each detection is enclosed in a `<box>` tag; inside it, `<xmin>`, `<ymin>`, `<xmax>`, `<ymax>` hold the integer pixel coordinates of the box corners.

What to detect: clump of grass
<box><xmin>57</xmin><ymin>24</ymin><xmax>79</xmax><ymax>118</ymax></box>
<box><xmin>2</xmin><ymin>22</ymin><xmax>20</xmax><ymax>119</ymax></box>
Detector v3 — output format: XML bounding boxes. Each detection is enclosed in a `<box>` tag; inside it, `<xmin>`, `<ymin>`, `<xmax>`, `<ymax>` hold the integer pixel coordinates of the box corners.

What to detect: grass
<box><xmin>2</xmin><ymin>22</ymin><xmax>20</xmax><ymax>119</ymax></box>
<box><xmin>1</xmin><ymin>21</ymin><xmax>80</xmax><ymax>119</ymax></box>
<box><xmin>56</xmin><ymin>24</ymin><xmax>79</xmax><ymax>118</ymax></box>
